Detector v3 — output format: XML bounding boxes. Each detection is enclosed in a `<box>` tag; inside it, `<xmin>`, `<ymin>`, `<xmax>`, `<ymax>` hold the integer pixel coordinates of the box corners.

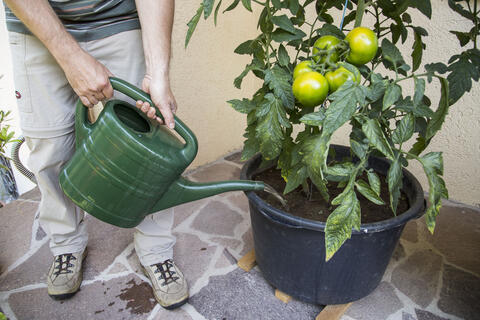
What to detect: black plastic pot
<box><xmin>240</xmin><ymin>145</ymin><xmax>425</xmax><ymax>305</ymax></box>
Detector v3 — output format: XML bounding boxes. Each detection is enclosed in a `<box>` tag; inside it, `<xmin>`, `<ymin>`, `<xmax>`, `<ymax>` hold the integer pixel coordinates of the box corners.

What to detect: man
<box><xmin>4</xmin><ymin>0</ymin><xmax>188</xmax><ymax>310</ymax></box>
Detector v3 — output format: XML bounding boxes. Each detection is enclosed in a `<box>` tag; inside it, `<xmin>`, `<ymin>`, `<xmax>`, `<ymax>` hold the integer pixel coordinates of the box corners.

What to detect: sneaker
<box><xmin>47</xmin><ymin>250</ymin><xmax>87</xmax><ymax>300</ymax></box>
<box><xmin>142</xmin><ymin>259</ymin><xmax>189</xmax><ymax>309</ymax></box>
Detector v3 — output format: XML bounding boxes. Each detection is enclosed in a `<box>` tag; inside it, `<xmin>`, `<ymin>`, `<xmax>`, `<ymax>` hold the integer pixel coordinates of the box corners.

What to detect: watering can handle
<box><xmin>77</xmin><ymin>77</ymin><xmax>198</xmax><ymax>160</ymax></box>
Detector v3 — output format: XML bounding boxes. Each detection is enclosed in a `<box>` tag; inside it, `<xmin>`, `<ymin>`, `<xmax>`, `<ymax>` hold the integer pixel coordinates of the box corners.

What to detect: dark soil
<box><xmin>253</xmin><ymin>167</ymin><xmax>410</xmax><ymax>224</ymax></box>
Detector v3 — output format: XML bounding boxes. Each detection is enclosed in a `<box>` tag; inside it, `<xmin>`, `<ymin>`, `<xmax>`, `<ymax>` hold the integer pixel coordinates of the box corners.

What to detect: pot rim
<box><xmin>240</xmin><ymin>145</ymin><xmax>426</xmax><ymax>234</ymax></box>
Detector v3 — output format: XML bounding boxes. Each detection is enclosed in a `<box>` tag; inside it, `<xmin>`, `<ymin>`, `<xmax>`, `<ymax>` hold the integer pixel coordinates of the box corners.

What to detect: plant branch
<box><xmin>354</xmin><ymin>0</ymin><xmax>366</xmax><ymax>28</ymax></box>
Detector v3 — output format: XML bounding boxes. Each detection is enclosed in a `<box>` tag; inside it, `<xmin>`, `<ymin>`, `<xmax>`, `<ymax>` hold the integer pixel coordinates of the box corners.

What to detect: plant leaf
<box><xmin>223</xmin><ymin>0</ymin><xmax>240</xmax><ymax>12</ymax></box>
<box><xmin>362</xmin><ymin>119</ymin><xmax>395</xmax><ymax>160</ymax></box>
<box><xmin>355</xmin><ymin>180</ymin><xmax>385</xmax><ymax>205</ymax></box>
<box><xmin>447</xmin><ymin>52</ymin><xmax>479</xmax><ymax>105</ymax></box>
<box><xmin>277</xmin><ymin>44</ymin><xmax>290</xmax><ymax>67</ymax></box>
<box><xmin>392</xmin><ymin>113</ymin><xmax>415</xmax><ymax>144</ymax></box>
<box><xmin>381</xmin><ymin>38</ymin><xmax>405</xmax><ymax>67</ymax></box>
<box><xmin>255</xmin><ymin>93</ymin><xmax>289</xmax><ymax>160</ymax></box>
<box><xmin>410</xmin><ymin>0</ymin><xmax>432</xmax><ymax>19</ymax></box>
<box><xmin>426</xmin><ymin>76</ymin><xmax>449</xmax><ymax>140</ymax></box>
<box><xmin>412</xmin><ymin>29</ymin><xmax>424</xmax><ymax>72</ymax></box>
<box><xmin>284</xmin><ymin>163</ymin><xmax>308</xmax><ymax>194</ymax></box>
<box><xmin>413</xmin><ymin>77</ymin><xmax>425</xmax><ymax>106</ymax></box>
<box><xmin>299</xmin><ymin>110</ymin><xmax>326</xmax><ymax>126</ymax></box>
<box><xmin>387</xmin><ymin>157</ymin><xmax>402</xmax><ymax>215</ymax></box>
<box><xmin>323</xmin><ymin>81</ymin><xmax>360</xmax><ymax>135</ymax></box>
<box><xmin>367</xmin><ymin>170</ymin><xmax>381</xmax><ymax>196</ymax></box>
<box><xmin>383</xmin><ymin>83</ymin><xmax>402</xmax><ymax>110</ymax></box>
<box><xmin>418</xmin><ymin>152</ymin><xmax>448</xmax><ymax>233</ymax></box>
<box><xmin>325</xmin><ymin>190</ymin><xmax>361</xmax><ymax>261</ymax></box>
<box><xmin>271</xmin><ymin>15</ymin><xmax>296</xmax><ymax>34</ymax></box>
<box><xmin>264</xmin><ymin>66</ymin><xmax>295</xmax><ymax>109</ymax></box>
<box><xmin>241</xmin><ymin>123</ymin><xmax>259</xmax><ymax>161</ymax></box>
<box><xmin>203</xmin><ymin>0</ymin><xmax>215</xmax><ymax>19</ymax></box>
<box><xmin>185</xmin><ymin>4</ymin><xmax>204</xmax><ymax>48</ymax></box>
<box><xmin>228</xmin><ymin>98</ymin><xmax>256</xmax><ymax>114</ymax></box>
<box><xmin>241</xmin><ymin>0</ymin><xmax>252</xmax><ymax>11</ymax></box>
<box><xmin>214</xmin><ymin>0</ymin><xmax>222</xmax><ymax>25</ymax></box>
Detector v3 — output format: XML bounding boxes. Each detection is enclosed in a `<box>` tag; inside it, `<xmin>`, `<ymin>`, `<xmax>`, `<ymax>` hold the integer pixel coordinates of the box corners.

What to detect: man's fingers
<box><xmin>80</xmin><ymin>96</ymin><xmax>92</xmax><ymax>107</ymax></box>
<box><xmin>159</xmin><ymin>106</ymin><xmax>175</xmax><ymax>129</ymax></box>
<box><xmin>102</xmin><ymin>83</ymin><xmax>114</xmax><ymax>99</ymax></box>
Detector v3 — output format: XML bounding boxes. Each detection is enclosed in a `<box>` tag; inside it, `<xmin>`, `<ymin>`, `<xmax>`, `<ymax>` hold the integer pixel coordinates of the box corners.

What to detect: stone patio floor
<box><xmin>0</xmin><ymin>151</ymin><xmax>479</xmax><ymax>320</ymax></box>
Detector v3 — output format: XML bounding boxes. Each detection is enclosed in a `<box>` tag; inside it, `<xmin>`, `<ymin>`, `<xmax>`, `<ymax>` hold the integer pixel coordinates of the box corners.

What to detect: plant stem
<box><xmin>265</xmin><ymin>0</ymin><xmax>272</xmax><ymax>68</ymax></box>
<box><xmin>474</xmin><ymin>0</ymin><xmax>478</xmax><ymax>50</ymax></box>
<box><xmin>354</xmin><ymin>0</ymin><xmax>366</xmax><ymax>28</ymax></box>
<box><xmin>394</xmin><ymin>72</ymin><xmax>428</xmax><ymax>84</ymax></box>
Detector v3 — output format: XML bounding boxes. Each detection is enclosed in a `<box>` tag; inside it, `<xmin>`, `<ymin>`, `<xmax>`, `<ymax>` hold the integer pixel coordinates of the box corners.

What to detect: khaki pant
<box><xmin>9</xmin><ymin>30</ymin><xmax>176</xmax><ymax>266</ymax></box>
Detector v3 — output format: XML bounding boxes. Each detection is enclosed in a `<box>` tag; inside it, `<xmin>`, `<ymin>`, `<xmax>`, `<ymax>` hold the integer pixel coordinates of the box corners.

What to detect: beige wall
<box><xmin>1</xmin><ymin>2</ymin><xmax>479</xmax><ymax>206</ymax></box>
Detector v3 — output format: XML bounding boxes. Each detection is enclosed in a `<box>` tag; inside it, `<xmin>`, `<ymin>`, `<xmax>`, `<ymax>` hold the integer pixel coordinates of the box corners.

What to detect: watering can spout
<box><xmin>151</xmin><ymin>177</ymin><xmax>265</xmax><ymax>213</ymax></box>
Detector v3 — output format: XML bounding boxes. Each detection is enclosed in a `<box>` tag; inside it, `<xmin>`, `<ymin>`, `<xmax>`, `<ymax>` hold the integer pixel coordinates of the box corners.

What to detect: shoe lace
<box><xmin>153</xmin><ymin>259</ymin><xmax>179</xmax><ymax>286</ymax></box>
<box><xmin>54</xmin><ymin>253</ymin><xmax>77</xmax><ymax>276</ymax></box>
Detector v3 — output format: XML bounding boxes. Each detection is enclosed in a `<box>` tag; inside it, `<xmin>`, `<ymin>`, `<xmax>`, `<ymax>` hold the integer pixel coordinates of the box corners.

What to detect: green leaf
<box><xmin>271</xmin><ymin>15</ymin><xmax>296</xmax><ymax>34</ymax></box>
<box><xmin>288</xmin><ymin>0</ymin><xmax>300</xmax><ymax>15</ymax></box>
<box><xmin>392</xmin><ymin>113</ymin><xmax>415</xmax><ymax>144</ymax></box>
<box><xmin>234</xmin><ymin>39</ymin><xmax>260</xmax><ymax>55</ymax></box>
<box><xmin>426</xmin><ymin>77</ymin><xmax>449</xmax><ymax>140</ymax></box>
<box><xmin>350</xmin><ymin>139</ymin><xmax>368</xmax><ymax>159</ymax></box>
<box><xmin>214</xmin><ymin>0</ymin><xmax>222</xmax><ymax>25</ymax></box>
<box><xmin>241</xmin><ymin>123</ymin><xmax>260</xmax><ymax>161</ymax></box>
<box><xmin>228</xmin><ymin>98</ymin><xmax>256</xmax><ymax>114</ymax></box>
<box><xmin>412</xmin><ymin>30</ymin><xmax>424</xmax><ymax>72</ymax></box>
<box><xmin>233</xmin><ymin>61</ymin><xmax>263</xmax><ymax>89</ymax></box>
<box><xmin>410</xmin><ymin>0</ymin><xmax>432</xmax><ymax>19</ymax></box>
<box><xmin>299</xmin><ymin>110</ymin><xmax>326</xmax><ymax>126</ymax></box>
<box><xmin>326</xmin><ymin>163</ymin><xmax>355</xmax><ymax>178</ymax></box>
<box><xmin>223</xmin><ymin>0</ymin><xmax>240</xmax><ymax>12</ymax></box>
<box><xmin>413</xmin><ymin>77</ymin><xmax>426</xmax><ymax>106</ymax></box>
<box><xmin>387</xmin><ymin>157</ymin><xmax>402</xmax><ymax>215</ymax></box>
<box><xmin>323</xmin><ymin>81</ymin><xmax>360</xmax><ymax>135</ymax></box>
<box><xmin>255</xmin><ymin>93</ymin><xmax>289</xmax><ymax>160</ymax></box>
<box><xmin>447</xmin><ymin>52</ymin><xmax>479</xmax><ymax>104</ymax></box>
<box><xmin>362</xmin><ymin>119</ymin><xmax>395</xmax><ymax>160</ymax></box>
<box><xmin>367</xmin><ymin>170</ymin><xmax>381</xmax><ymax>196</ymax></box>
<box><xmin>301</xmin><ymin>134</ymin><xmax>330</xmax><ymax>182</ymax></box>
<box><xmin>277</xmin><ymin>44</ymin><xmax>290</xmax><ymax>67</ymax></box>
<box><xmin>325</xmin><ymin>190</ymin><xmax>361</xmax><ymax>261</ymax></box>
<box><xmin>185</xmin><ymin>4</ymin><xmax>204</xmax><ymax>48</ymax></box>
<box><xmin>264</xmin><ymin>66</ymin><xmax>295</xmax><ymax>109</ymax></box>
<box><xmin>316</xmin><ymin>23</ymin><xmax>346</xmax><ymax>39</ymax></box>
<box><xmin>383</xmin><ymin>83</ymin><xmax>402</xmax><ymax>110</ymax></box>
<box><xmin>271</xmin><ymin>28</ymin><xmax>306</xmax><ymax>42</ymax></box>
<box><xmin>450</xmin><ymin>31</ymin><xmax>471</xmax><ymax>47</ymax></box>
<box><xmin>381</xmin><ymin>38</ymin><xmax>405</xmax><ymax>67</ymax></box>
<box><xmin>448</xmin><ymin>0</ymin><xmax>474</xmax><ymax>20</ymax></box>
<box><xmin>308</xmin><ymin>168</ymin><xmax>329</xmax><ymax>202</ymax></box>
<box><xmin>418</xmin><ymin>152</ymin><xmax>448</xmax><ymax>233</ymax></box>
<box><xmin>241</xmin><ymin>0</ymin><xmax>252</xmax><ymax>11</ymax></box>
<box><xmin>284</xmin><ymin>163</ymin><xmax>308</xmax><ymax>194</ymax></box>
<box><xmin>203</xmin><ymin>0</ymin><xmax>215</xmax><ymax>19</ymax></box>
<box><xmin>355</xmin><ymin>180</ymin><xmax>385</xmax><ymax>205</ymax></box>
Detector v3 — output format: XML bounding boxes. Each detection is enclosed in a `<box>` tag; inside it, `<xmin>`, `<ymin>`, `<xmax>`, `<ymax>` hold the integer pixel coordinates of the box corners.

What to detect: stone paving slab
<box><xmin>1</xmin><ymin>154</ymin><xmax>479</xmax><ymax>320</ymax></box>
<box><xmin>189</xmin><ymin>268</ymin><xmax>323</xmax><ymax>320</ymax></box>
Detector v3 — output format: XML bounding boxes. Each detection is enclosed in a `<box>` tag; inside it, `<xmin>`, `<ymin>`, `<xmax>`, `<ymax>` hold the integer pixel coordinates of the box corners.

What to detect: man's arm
<box><xmin>5</xmin><ymin>0</ymin><xmax>113</xmax><ymax>107</ymax></box>
<box><xmin>135</xmin><ymin>0</ymin><xmax>177</xmax><ymax>129</ymax></box>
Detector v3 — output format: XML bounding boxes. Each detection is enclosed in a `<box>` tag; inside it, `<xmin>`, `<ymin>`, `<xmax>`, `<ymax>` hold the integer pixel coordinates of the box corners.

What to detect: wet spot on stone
<box><xmin>415</xmin><ymin>309</ymin><xmax>450</xmax><ymax>320</ymax></box>
<box><xmin>94</xmin><ymin>310</ymin><xmax>104</xmax><ymax>314</ymax></box>
<box><xmin>117</xmin><ymin>279</ymin><xmax>156</xmax><ymax>315</ymax></box>
<box><xmin>108</xmin><ymin>302</ymin><xmax>115</xmax><ymax>306</ymax></box>
<box><xmin>35</xmin><ymin>226</ymin><xmax>46</xmax><ymax>241</ymax></box>
<box><xmin>201</xmin><ymin>247</ymin><xmax>207</xmax><ymax>251</ymax></box>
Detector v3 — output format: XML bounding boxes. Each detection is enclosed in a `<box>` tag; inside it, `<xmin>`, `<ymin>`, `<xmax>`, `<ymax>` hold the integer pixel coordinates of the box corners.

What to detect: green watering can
<box><xmin>59</xmin><ymin>78</ymin><xmax>264</xmax><ymax>228</ymax></box>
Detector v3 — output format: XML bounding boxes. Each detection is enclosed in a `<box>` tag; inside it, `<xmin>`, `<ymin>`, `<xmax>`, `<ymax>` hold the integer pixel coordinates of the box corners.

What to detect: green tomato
<box><xmin>292</xmin><ymin>71</ymin><xmax>329</xmax><ymax>108</ymax></box>
<box><xmin>345</xmin><ymin>27</ymin><xmax>378</xmax><ymax>65</ymax></box>
<box><xmin>325</xmin><ymin>65</ymin><xmax>361</xmax><ymax>92</ymax></box>
<box><xmin>293</xmin><ymin>60</ymin><xmax>314</xmax><ymax>80</ymax></box>
<box><xmin>312</xmin><ymin>35</ymin><xmax>341</xmax><ymax>63</ymax></box>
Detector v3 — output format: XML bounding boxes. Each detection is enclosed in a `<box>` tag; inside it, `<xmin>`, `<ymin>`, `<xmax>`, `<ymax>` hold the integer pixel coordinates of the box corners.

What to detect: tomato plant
<box><xmin>312</xmin><ymin>35</ymin><xmax>342</xmax><ymax>63</ymax></box>
<box><xmin>292</xmin><ymin>71</ymin><xmax>329</xmax><ymax>107</ymax></box>
<box><xmin>345</xmin><ymin>27</ymin><xmax>378</xmax><ymax>65</ymax></box>
<box><xmin>325</xmin><ymin>65</ymin><xmax>361</xmax><ymax>92</ymax></box>
<box><xmin>293</xmin><ymin>60</ymin><xmax>314</xmax><ymax>79</ymax></box>
<box><xmin>187</xmin><ymin>0</ymin><xmax>480</xmax><ymax>260</ymax></box>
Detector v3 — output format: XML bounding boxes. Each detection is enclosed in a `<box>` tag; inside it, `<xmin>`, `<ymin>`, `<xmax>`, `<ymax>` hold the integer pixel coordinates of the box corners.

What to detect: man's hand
<box><xmin>136</xmin><ymin>74</ymin><xmax>177</xmax><ymax>129</ymax></box>
<box><xmin>5</xmin><ymin>0</ymin><xmax>114</xmax><ymax>107</ymax></box>
<box><xmin>62</xmin><ymin>50</ymin><xmax>114</xmax><ymax>108</ymax></box>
